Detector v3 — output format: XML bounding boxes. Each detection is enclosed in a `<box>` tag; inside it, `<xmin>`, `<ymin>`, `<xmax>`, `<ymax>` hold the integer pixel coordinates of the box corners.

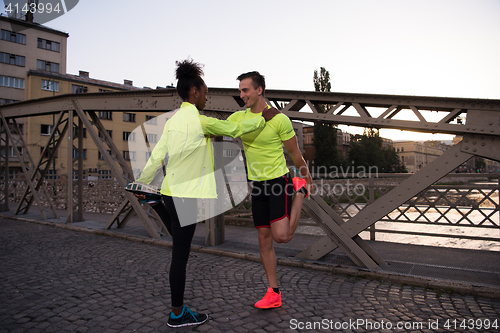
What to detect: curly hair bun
<box><xmin>175</xmin><ymin>59</ymin><xmax>204</xmax><ymax>80</ymax></box>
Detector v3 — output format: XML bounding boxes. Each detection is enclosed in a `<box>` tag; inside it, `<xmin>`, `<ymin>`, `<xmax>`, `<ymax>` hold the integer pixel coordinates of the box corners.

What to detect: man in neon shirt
<box><xmin>227</xmin><ymin>71</ymin><xmax>312</xmax><ymax>309</ymax></box>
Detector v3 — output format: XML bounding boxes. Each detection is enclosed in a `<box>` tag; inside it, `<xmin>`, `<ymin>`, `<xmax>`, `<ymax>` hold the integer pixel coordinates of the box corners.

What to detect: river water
<box><xmin>296</xmin><ymin>205</ymin><xmax>500</xmax><ymax>252</ymax></box>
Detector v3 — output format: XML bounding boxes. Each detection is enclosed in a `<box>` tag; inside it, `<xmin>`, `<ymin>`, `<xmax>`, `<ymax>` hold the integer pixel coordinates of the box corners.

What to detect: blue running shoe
<box><xmin>167</xmin><ymin>306</ymin><xmax>208</xmax><ymax>328</ymax></box>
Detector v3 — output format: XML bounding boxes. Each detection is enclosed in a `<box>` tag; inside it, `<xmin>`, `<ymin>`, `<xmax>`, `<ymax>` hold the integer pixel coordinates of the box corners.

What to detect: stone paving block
<box><xmin>1</xmin><ymin>218</ymin><xmax>500</xmax><ymax>332</ymax></box>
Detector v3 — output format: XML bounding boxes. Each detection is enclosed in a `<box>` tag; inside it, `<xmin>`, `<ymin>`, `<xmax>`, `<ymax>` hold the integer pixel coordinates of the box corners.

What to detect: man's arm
<box><xmin>283</xmin><ymin>135</ymin><xmax>313</xmax><ymax>192</ymax></box>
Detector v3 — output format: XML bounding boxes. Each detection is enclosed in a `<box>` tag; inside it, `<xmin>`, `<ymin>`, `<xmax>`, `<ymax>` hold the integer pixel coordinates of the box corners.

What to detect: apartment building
<box><xmin>0</xmin><ymin>15</ymin><xmax>68</xmax><ymax>104</ymax></box>
<box><xmin>1</xmin><ymin>16</ymin><xmax>166</xmax><ymax>180</ymax></box>
<box><xmin>393</xmin><ymin>141</ymin><xmax>449</xmax><ymax>173</ymax></box>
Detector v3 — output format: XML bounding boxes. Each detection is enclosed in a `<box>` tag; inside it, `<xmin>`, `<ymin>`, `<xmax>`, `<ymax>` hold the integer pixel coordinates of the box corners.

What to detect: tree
<box><xmin>382</xmin><ymin>146</ymin><xmax>408</xmax><ymax>173</ymax></box>
<box><xmin>314</xmin><ymin>68</ymin><xmax>331</xmax><ymax>97</ymax></box>
<box><xmin>313</xmin><ymin>67</ymin><xmax>340</xmax><ymax>169</ymax></box>
<box><xmin>475</xmin><ymin>157</ymin><xmax>486</xmax><ymax>173</ymax></box>
<box><xmin>314</xmin><ymin>123</ymin><xmax>340</xmax><ymax>169</ymax></box>
<box><xmin>349</xmin><ymin>128</ymin><xmax>407</xmax><ymax>174</ymax></box>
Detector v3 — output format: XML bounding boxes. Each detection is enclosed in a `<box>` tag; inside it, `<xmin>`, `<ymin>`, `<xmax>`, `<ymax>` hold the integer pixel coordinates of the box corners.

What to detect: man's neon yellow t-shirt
<box><xmin>227</xmin><ymin>107</ymin><xmax>295</xmax><ymax>181</ymax></box>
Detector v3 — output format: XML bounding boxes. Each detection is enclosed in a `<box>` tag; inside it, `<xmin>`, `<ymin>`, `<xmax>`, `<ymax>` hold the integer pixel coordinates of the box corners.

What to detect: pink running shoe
<box><xmin>292</xmin><ymin>177</ymin><xmax>308</xmax><ymax>197</ymax></box>
<box><xmin>255</xmin><ymin>288</ymin><xmax>282</xmax><ymax>309</ymax></box>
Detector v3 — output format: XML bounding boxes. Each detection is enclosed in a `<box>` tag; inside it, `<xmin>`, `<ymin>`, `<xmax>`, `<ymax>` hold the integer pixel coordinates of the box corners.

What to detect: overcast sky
<box><xmin>8</xmin><ymin>0</ymin><xmax>500</xmax><ymax>141</ymax></box>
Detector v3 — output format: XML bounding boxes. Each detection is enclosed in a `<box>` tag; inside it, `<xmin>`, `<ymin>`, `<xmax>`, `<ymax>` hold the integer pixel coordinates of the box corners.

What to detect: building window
<box><xmin>73</xmin><ymin>149</ymin><xmax>87</xmax><ymax>159</ymax></box>
<box><xmin>223</xmin><ymin>149</ymin><xmax>234</xmax><ymax>158</ymax></box>
<box><xmin>98</xmin><ymin>150</ymin><xmax>112</xmax><ymax>160</ymax></box>
<box><xmin>0</xmin><ymin>98</ymin><xmax>20</xmax><ymax>105</ymax></box>
<box><xmin>1</xmin><ymin>29</ymin><xmax>26</xmax><ymax>44</ymax></box>
<box><xmin>73</xmin><ymin>127</ymin><xmax>86</xmax><ymax>138</ymax></box>
<box><xmin>44</xmin><ymin>169</ymin><xmax>57</xmax><ymax>180</ymax></box>
<box><xmin>123</xmin><ymin>151</ymin><xmax>135</xmax><ymax>161</ymax></box>
<box><xmin>146</xmin><ymin>152</ymin><xmax>152</xmax><ymax>161</ymax></box>
<box><xmin>98</xmin><ymin>170</ymin><xmax>112</xmax><ymax>180</ymax></box>
<box><xmin>41</xmin><ymin>124</ymin><xmax>53</xmax><ymax>135</ymax></box>
<box><xmin>123</xmin><ymin>113</ymin><xmax>136</xmax><ymax>122</ymax></box>
<box><xmin>41</xmin><ymin>80</ymin><xmax>59</xmax><ymax>92</ymax></box>
<box><xmin>99</xmin><ymin>88</ymin><xmax>111</xmax><ymax>92</ymax></box>
<box><xmin>72</xmin><ymin>170</ymin><xmax>87</xmax><ymax>180</ymax></box>
<box><xmin>98</xmin><ymin>111</ymin><xmax>112</xmax><ymax>120</ymax></box>
<box><xmin>146</xmin><ymin>134</ymin><xmax>157</xmax><ymax>143</ymax></box>
<box><xmin>145</xmin><ymin>115</ymin><xmax>157</xmax><ymax>125</ymax></box>
<box><xmin>0</xmin><ymin>76</ymin><xmax>24</xmax><ymax>89</ymax></box>
<box><xmin>72</xmin><ymin>85</ymin><xmax>88</xmax><ymax>94</ymax></box>
<box><xmin>4</xmin><ymin>169</ymin><xmax>18</xmax><ymax>179</ymax></box>
<box><xmin>0</xmin><ymin>52</ymin><xmax>25</xmax><ymax>66</ymax></box>
<box><xmin>123</xmin><ymin>132</ymin><xmax>135</xmax><ymax>141</ymax></box>
<box><xmin>37</xmin><ymin>38</ymin><xmax>60</xmax><ymax>52</ymax></box>
<box><xmin>37</xmin><ymin>59</ymin><xmax>59</xmax><ymax>72</ymax></box>
<box><xmin>223</xmin><ymin>136</ymin><xmax>233</xmax><ymax>141</ymax></box>
<box><xmin>2</xmin><ymin>146</ymin><xmax>23</xmax><ymax>157</ymax></box>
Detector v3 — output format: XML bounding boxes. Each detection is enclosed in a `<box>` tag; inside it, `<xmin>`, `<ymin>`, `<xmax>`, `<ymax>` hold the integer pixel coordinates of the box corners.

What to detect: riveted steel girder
<box><xmin>1</xmin><ymin>89</ymin><xmax>499</xmax><ymax>137</ymax></box>
<box><xmin>1</xmin><ymin>89</ymin><xmax>499</xmax><ymax>268</ymax></box>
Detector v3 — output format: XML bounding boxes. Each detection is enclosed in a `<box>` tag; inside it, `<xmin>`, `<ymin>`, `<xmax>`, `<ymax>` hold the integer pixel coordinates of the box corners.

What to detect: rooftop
<box><xmin>28</xmin><ymin>70</ymin><xmax>143</xmax><ymax>91</ymax></box>
<box><xmin>0</xmin><ymin>15</ymin><xmax>69</xmax><ymax>37</ymax></box>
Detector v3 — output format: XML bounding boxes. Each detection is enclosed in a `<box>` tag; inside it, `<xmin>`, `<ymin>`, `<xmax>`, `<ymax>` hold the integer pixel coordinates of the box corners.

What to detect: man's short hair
<box><xmin>237</xmin><ymin>71</ymin><xmax>265</xmax><ymax>95</ymax></box>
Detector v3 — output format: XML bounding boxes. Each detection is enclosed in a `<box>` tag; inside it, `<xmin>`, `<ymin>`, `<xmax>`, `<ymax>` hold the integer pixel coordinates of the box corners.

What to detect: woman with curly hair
<box><xmin>136</xmin><ymin>59</ymin><xmax>278</xmax><ymax>327</ymax></box>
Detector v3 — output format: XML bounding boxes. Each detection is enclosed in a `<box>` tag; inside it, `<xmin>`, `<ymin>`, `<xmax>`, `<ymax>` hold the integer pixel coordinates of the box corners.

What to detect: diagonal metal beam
<box><xmin>298</xmin><ymin>144</ymin><xmax>475</xmax><ymax>265</ymax></box>
<box><xmin>105</xmin><ymin>200</ymin><xmax>135</xmax><ymax>229</ymax></box>
<box><xmin>377</xmin><ymin>105</ymin><xmax>398</xmax><ymax>119</ymax></box>
<box><xmin>15</xmin><ymin>115</ymin><xmax>59</xmax><ymax>219</ymax></box>
<box><xmin>353</xmin><ymin>103</ymin><xmax>372</xmax><ymax>118</ymax></box>
<box><xmin>71</xmin><ymin>100</ymin><xmax>161</xmax><ymax>238</ymax></box>
<box><xmin>103</xmin><ymin>123</ymin><xmax>168</xmax><ymax>235</ymax></box>
<box><xmin>14</xmin><ymin>111</ymin><xmax>67</xmax><ymax>217</ymax></box>
<box><xmin>345</xmin><ymin>143</ymin><xmax>474</xmax><ymax>237</ymax></box>
<box><xmin>410</xmin><ymin>106</ymin><xmax>428</xmax><ymax>123</ymax></box>
<box><xmin>296</xmin><ymin>193</ymin><xmax>383</xmax><ymax>269</ymax></box>
<box><xmin>1</xmin><ymin>116</ymin><xmax>46</xmax><ymax>218</ymax></box>
<box><xmin>439</xmin><ymin>108</ymin><xmax>463</xmax><ymax>124</ymax></box>
<box><xmin>1</xmin><ymin>114</ymin><xmax>58</xmax><ymax>219</ymax></box>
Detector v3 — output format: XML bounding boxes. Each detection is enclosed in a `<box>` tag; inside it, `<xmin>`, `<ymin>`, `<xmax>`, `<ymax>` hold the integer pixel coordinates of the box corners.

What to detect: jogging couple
<box><xmin>134</xmin><ymin>59</ymin><xmax>312</xmax><ymax>328</ymax></box>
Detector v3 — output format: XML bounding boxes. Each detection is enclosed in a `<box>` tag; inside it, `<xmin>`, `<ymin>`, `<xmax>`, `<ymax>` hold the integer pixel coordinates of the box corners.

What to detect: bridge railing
<box><xmin>2</xmin><ymin>172</ymin><xmax>497</xmax><ymax>244</ymax></box>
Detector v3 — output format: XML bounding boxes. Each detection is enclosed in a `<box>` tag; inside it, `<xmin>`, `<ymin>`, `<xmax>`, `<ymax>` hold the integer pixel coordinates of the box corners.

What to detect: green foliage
<box><xmin>313</xmin><ymin>67</ymin><xmax>341</xmax><ymax>168</ymax></box>
<box><xmin>314</xmin><ymin>124</ymin><xmax>340</xmax><ymax>168</ymax></box>
<box><xmin>349</xmin><ymin>128</ymin><xmax>407</xmax><ymax>173</ymax></box>
<box><xmin>475</xmin><ymin>157</ymin><xmax>486</xmax><ymax>172</ymax></box>
<box><xmin>314</xmin><ymin>67</ymin><xmax>331</xmax><ymax>93</ymax></box>
<box><xmin>313</xmin><ymin>67</ymin><xmax>332</xmax><ymax>113</ymax></box>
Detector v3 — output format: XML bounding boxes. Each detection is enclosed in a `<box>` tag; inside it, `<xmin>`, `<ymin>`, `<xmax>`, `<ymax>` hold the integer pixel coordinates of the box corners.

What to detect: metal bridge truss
<box><xmin>0</xmin><ymin>89</ymin><xmax>499</xmax><ymax>269</ymax></box>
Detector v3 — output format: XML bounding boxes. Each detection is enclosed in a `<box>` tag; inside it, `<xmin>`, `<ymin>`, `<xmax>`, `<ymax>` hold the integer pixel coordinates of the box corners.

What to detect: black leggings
<box><xmin>162</xmin><ymin>196</ymin><xmax>197</xmax><ymax>309</ymax></box>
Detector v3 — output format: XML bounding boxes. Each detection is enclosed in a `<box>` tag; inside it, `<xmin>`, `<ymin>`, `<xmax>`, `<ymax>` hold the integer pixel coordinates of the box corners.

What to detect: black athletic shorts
<box><xmin>251</xmin><ymin>173</ymin><xmax>293</xmax><ymax>228</ymax></box>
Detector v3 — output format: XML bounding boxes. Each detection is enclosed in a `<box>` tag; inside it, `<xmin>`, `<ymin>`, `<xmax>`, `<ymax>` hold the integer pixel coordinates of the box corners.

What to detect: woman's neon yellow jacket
<box><xmin>136</xmin><ymin>102</ymin><xmax>264</xmax><ymax>198</ymax></box>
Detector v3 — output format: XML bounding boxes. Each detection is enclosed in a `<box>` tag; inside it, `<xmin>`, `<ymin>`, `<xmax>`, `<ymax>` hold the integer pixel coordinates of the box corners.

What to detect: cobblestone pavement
<box><xmin>1</xmin><ymin>218</ymin><xmax>499</xmax><ymax>333</ymax></box>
